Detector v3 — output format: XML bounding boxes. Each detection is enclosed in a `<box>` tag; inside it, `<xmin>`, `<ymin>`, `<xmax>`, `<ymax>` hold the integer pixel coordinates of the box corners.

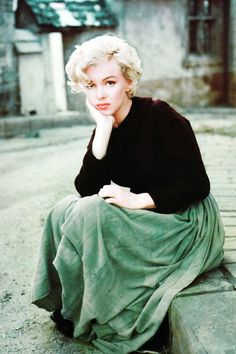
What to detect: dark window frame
<box><xmin>184</xmin><ymin>0</ymin><xmax>223</xmax><ymax>67</ymax></box>
<box><xmin>188</xmin><ymin>0</ymin><xmax>215</xmax><ymax>55</ymax></box>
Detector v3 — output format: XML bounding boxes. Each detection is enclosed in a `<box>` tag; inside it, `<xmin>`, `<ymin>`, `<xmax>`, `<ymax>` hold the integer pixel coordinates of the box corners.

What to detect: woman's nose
<box><xmin>96</xmin><ymin>86</ymin><xmax>106</xmax><ymax>99</ymax></box>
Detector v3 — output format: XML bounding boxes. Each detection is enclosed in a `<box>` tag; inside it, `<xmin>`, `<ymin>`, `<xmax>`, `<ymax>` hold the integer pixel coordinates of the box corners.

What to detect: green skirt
<box><xmin>32</xmin><ymin>194</ymin><xmax>224</xmax><ymax>353</ymax></box>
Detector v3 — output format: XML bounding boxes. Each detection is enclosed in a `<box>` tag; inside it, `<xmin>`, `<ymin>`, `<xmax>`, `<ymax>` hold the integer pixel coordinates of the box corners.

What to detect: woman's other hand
<box><xmin>98</xmin><ymin>185</ymin><xmax>156</xmax><ymax>210</ymax></box>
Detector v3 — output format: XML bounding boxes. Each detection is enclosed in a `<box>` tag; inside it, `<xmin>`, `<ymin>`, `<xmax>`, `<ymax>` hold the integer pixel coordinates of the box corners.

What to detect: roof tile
<box><xmin>25</xmin><ymin>0</ymin><xmax>117</xmax><ymax>29</ymax></box>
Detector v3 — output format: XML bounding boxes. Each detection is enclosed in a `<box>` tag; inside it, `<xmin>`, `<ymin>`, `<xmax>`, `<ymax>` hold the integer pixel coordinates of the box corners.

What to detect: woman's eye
<box><xmin>106</xmin><ymin>81</ymin><xmax>116</xmax><ymax>86</ymax></box>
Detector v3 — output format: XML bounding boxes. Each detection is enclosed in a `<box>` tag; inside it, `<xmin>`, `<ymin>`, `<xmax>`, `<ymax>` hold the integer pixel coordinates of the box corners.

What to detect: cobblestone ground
<box><xmin>197</xmin><ymin>133</ymin><xmax>236</xmax><ymax>273</ymax></box>
<box><xmin>0</xmin><ymin>124</ymin><xmax>235</xmax><ymax>353</ymax></box>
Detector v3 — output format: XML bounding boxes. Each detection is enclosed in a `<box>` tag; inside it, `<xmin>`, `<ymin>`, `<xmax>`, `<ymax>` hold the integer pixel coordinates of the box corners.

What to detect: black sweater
<box><xmin>74</xmin><ymin>97</ymin><xmax>210</xmax><ymax>213</ymax></box>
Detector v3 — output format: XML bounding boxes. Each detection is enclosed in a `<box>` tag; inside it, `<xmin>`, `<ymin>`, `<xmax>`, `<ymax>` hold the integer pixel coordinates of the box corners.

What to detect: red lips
<box><xmin>96</xmin><ymin>104</ymin><xmax>110</xmax><ymax>110</ymax></box>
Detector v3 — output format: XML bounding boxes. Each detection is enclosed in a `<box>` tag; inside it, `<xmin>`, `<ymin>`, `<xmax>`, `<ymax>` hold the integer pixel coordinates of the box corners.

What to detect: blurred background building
<box><xmin>0</xmin><ymin>0</ymin><xmax>236</xmax><ymax>117</ymax></box>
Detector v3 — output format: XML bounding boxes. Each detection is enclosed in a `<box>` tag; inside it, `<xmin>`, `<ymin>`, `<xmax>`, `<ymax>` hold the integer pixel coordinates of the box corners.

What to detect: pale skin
<box><xmin>84</xmin><ymin>59</ymin><xmax>156</xmax><ymax>210</ymax></box>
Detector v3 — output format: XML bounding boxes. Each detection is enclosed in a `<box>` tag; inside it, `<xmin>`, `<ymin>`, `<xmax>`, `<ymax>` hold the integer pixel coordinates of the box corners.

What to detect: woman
<box><xmin>32</xmin><ymin>35</ymin><xmax>225</xmax><ymax>354</ymax></box>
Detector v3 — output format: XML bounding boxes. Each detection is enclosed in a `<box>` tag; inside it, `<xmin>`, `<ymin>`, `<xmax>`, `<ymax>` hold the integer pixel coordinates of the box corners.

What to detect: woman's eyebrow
<box><xmin>102</xmin><ymin>75</ymin><xmax>117</xmax><ymax>81</ymax></box>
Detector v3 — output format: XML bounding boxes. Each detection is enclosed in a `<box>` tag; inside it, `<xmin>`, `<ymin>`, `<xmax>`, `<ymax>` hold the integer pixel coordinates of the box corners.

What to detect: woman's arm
<box><xmin>74</xmin><ymin>102</ymin><xmax>114</xmax><ymax>197</ymax></box>
<box><xmin>86</xmin><ymin>100</ymin><xmax>114</xmax><ymax>160</ymax></box>
<box><xmin>74</xmin><ymin>136</ymin><xmax>111</xmax><ymax>197</ymax></box>
<box><xmin>92</xmin><ymin>119</ymin><xmax>114</xmax><ymax>159</ymax></box>
<box><xmin>147</xmin><ymin>101</ymin><xmax>210</xmax><ymax>213</ymax></box>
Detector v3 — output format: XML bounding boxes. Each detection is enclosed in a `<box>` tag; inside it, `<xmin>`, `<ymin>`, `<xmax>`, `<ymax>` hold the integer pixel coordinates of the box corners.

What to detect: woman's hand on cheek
<box><xmin>86</xmin><ymin>99</ymin><xmax>114</xmax><ymax>126</ymax></box>
<box><xmin>98</xmin><ymin>185</ymin><xmax>156</xmax><ymax>210</ymax></box>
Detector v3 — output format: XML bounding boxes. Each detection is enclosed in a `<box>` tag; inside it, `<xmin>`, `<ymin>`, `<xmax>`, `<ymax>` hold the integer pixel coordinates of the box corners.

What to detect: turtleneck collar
<box><xmin>114</xmin><ymin>96</ymin><xmax>152</xmax><ymax>136</ymax></box>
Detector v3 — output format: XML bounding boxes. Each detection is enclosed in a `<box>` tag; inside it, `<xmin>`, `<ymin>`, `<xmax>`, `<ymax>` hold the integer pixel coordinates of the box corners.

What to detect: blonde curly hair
<box><xmin>65</xmin><ymin>34</ymin><xmax>143</xmax><ymax>98</ymax></box>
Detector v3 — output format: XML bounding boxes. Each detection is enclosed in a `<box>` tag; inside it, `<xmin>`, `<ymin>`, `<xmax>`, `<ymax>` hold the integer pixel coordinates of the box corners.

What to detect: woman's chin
<box><xmin>100</xmin><ymin>109</ymin><xmax>114</xmax><ymax>116</ymax></box>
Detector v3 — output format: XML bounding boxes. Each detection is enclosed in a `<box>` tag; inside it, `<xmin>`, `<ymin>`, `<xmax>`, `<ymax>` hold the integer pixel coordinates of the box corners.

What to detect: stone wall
<box><xmin>109</xmin><ymin>0</ymin><xmax>227</xmax><ymax>107</ymax></box>
<box><xmin>228</xmin><ymin>0</ymin><xmax>236</xmax><ymax>106</ymax></box>
<box><xmin>0</xmin><ymin>0</ymin><xmax>19</xmax><ymax>116</ymax></box>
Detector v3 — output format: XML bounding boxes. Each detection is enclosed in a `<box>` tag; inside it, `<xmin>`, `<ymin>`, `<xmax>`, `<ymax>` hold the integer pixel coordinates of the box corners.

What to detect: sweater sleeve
<box><xmin>147</xmin><ymin>102</ymin><xmax>210</xmax><ymax>213</ymax></box>
<box><xmin>74</xmin><ymin>130</ymin><xmax>111</xmax><ymax>197</ymax></box>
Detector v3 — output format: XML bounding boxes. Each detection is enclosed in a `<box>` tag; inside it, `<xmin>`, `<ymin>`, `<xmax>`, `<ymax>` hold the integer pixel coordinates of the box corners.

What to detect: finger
<box><xmin>98</xmin><ymin>190</ymin><xmax>109</xmax><ymax>198</ymax></box>
<box><xmin>99</xmin><ymin>186</ymin><xmax>116</xmax><ymax>196</ymax></box>
<box><xmin>101</xmin><ymin>185</ymin><xmax>113</xmax><ymax>191</ymax></box>
<box><xmin>105</xmin><ymin>198</ymin><xmax>124</xmax><ymax>207</ymax></box>
<box><xmin>105</xmin><ymin>198</ymin><xmax>118</xmax><ymax>205</ymax></box>
<box><xmin>98</xmin><ymin>189</ymin><xmax>106</xmax><ymax>197</ymax></box>
<box><xmin>98</xmin><ymin>190</ymin><xmax>114</xmax><ymax>198</ymax></box>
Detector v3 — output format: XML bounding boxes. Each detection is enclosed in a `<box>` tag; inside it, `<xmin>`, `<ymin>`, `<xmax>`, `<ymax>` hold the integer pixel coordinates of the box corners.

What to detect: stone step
<box><xmin>223</xmin><ymin>250</ymin><xmax>236</xmax><ymax>264</ymax></box>
<box><xmin>223</xmin><ymin>263</ymin><xmax>236</xmax><ymax>277</ymax></box>
<box><xmin>170</xmin><ymin>291</ymin><xmax>236</xmax><ymax>354</ymax></box>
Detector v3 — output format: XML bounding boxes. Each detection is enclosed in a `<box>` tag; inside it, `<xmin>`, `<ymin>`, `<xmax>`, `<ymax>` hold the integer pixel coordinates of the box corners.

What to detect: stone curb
<box><xmin>169</xmin><ymin>265</ymin><xmax>236</xmax><ymax>353</ymax></box>
<box><xmin>0</xmin><ymin>111</ymin><xmax>93</xmax><ymax>138</ymax></box>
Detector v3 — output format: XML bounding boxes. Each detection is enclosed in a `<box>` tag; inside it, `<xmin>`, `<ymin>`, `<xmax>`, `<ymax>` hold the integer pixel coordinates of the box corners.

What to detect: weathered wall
<box><xmin>18</xmin><ymin>52</ymin><xmax>46</xmax><ymax>115</ymax></box>
<box><xmin>1</xmin><ymin>1</ymin><xmax>67</xmax><ymax>117</ymax></box>
<box><xmin>0</xmin><ymin>0</ymin><xmax>19</xmax><ymax>116</ymax></box>
<box><xmin>228</xmin><ymin>0</ymin><xmax>236</xmax><ymax>106</ymax></box>
<box><xmin>110</xmin><ymin>0</ymin><xmax>227</xmax><ymax>107</ymax></box>
<box><xmin>15</xmin><ymin>30</ymin><xmax>66</xmax><ymax>115</ymax></box>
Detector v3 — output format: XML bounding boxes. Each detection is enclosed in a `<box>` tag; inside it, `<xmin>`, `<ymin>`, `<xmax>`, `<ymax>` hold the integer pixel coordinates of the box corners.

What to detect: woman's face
<box><xmin>84</xmin><ymin>60</ymin><xmax>131</xmax><ymax>120</ymax></box>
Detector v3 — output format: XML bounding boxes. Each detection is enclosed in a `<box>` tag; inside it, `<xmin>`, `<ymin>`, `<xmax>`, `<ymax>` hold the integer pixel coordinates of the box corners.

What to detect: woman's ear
<box><xmin>126</xmin><ymin>79</ymin><xmax>133</xmax><ymax>96</ymax></box>
<box><xmin>126</xmin><ymin>79</ymin><xmax>132</xmax><ymax>91</ymax></box>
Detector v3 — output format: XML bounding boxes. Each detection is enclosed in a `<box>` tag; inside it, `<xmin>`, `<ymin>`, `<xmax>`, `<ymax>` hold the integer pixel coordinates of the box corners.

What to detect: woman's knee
<box><xmin>77</xmin><ymin>195</ymin><xmax>105</xmax><ymax>214</ymax></box>
<box><xmin>44</xmin><ymin>194</ymin><xmax>79</xmax><ymax>239</ymax></box>
<box><xmin>50</xmin><ymin>194</ymin><xmax>78</xmax><ymax>220</ymax></box>
<box><xmin>65</xmin><ymin>195</ymin><xmax>107</xmax><ymax>226</ymax></box>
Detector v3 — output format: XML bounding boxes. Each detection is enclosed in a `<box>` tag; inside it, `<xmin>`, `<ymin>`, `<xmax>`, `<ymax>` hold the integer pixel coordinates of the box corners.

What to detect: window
<box><xmin>188</xmin><ymin>0</ymin><xmax>215</xmax><ymax>55</ymax></box>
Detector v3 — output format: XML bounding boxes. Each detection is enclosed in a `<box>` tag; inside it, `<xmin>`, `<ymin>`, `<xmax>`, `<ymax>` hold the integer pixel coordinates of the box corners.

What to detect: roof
<box><xmin>25</xmin><ymin>0</ymin><xmax>117</xmax><ymax>29</ymax></box>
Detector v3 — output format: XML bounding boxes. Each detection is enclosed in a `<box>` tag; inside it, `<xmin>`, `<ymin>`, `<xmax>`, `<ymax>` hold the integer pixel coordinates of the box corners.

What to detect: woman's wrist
<box><xmin>137</xmin><ymin>193</ymin><xmax>156</xmax><ymax>209</ymax></box>
<box><xmin>96</xmin><ymin>116</ymin><xmax>114</xmax><ymax>129</ymax></box>
<box><xmin>92</xmin><ymin>118</ymin><xmax>114</xmax><ymax>160</ymax></box>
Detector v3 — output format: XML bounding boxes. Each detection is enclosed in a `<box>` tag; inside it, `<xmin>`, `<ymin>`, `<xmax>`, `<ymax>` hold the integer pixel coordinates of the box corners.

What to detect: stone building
<box><xmin>0</xmin><ymin>0</ymin><xmax>19</xmax><ymax>116</ymax></box>
<box><xmin>0</xmin><ymin>0</ymin><xmax>236</xmax><ymax>117</ymax></box>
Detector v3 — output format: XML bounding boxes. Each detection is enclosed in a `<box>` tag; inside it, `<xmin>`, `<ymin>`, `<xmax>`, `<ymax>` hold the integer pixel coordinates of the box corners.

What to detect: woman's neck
<box><xmin>113</xmin><ymin>98</ymin><xmax>132</xmax><ymax>128</ymax></box>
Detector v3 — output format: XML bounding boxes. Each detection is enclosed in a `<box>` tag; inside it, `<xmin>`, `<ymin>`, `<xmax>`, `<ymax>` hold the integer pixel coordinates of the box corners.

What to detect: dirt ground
<box><xmin>0</xmin><ymin>125</ymin><xmax>104</xmax><ymax>353</ymax></box>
